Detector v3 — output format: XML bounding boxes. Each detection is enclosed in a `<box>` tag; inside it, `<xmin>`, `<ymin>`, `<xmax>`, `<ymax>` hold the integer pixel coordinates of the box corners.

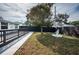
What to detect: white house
<box><xmin>0</xmin><ymin>17</ymin><xmax>24</xmax><ymax>30</ymax></box>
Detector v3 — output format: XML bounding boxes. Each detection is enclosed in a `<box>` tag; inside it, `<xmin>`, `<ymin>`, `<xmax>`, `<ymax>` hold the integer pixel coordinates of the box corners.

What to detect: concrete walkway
<box><xmin>1</xmin><ymin>32</ymin><xmax>33</xmax><ymax>55</ymax></box>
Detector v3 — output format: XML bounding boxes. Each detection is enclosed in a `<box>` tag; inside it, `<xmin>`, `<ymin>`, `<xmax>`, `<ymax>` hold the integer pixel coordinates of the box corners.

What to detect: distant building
<box><xmin>0</xmin><ymin>17</ymin><xmax>24</xmax><ymax>30</ymax></box>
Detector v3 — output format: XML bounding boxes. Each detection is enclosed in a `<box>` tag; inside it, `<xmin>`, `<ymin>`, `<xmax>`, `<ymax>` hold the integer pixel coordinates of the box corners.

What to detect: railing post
<box><xmin>3</xmin><ymin>31</ymin><xmax>6</xmax><ymax>43</ymax></box>
<box><xmin>1</xmin><ymin>32</ymin><xmax>2</xmax><ymax>42</ymax></box>
<box><xmin>18</xmin><ymin>29</ymin><xmax>19</xmax><ymax>37</ymax></box>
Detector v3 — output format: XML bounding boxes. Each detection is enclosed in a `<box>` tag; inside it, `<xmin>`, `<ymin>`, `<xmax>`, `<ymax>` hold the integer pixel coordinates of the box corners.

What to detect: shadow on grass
<box><xmin>36</xmin><ymin>33</ymin><xmax>79</xmax><ymax>55</ymax></box>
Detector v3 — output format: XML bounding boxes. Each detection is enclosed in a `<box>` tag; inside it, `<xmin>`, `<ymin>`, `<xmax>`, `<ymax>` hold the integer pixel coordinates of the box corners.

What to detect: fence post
<box><xmin>3</xmin><ymin>31</ymin><xmax>6</xmax><ymax>43</ymax></box>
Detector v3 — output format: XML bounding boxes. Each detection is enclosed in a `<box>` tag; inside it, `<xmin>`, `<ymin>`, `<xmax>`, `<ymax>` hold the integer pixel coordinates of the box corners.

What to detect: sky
<box><xmin>53</xmin><ymin>3</ymin><xmax>79</xmax><ymax>22</ymax></box>
<box><xmin>0</xmin><ymin>3</ymin><xmax>79</xmax><ymax>23</ymax></box>
<box><xmin>0</xmin><ymin>3</ymin><xmax>38</xmax><ymax>23</ymax></box>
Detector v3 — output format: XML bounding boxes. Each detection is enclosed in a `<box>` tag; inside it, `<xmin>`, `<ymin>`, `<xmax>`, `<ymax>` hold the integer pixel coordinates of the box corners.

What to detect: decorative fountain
<box><xmin>52</xmin><ymin>19</ymin><xmax>63</xmax><ymax>37</ymax></box>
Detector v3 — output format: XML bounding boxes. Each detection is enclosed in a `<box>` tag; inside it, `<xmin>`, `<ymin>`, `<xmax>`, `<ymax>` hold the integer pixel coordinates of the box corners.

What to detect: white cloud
<box><xmin>52</xmin><ymin>3</ymin><xmax>79</xmax><ymax>22</ymax></box>
<box><xmin>0</xmin><ymin>3</ymin><xmax>79</xmax><ymax>23</ymax></box>
<box><xmin>0</xmin><ymin>3</ymin><xmax>38</xmax><ymax>23</ymax></box>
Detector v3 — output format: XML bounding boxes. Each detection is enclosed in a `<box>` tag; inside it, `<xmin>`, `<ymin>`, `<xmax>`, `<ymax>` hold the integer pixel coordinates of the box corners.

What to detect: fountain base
<box><xmin>52</xmin><ymin>34</ymin><xmax>62</xmax><ymax>37</ymax></box>
<box><xmin>52</xmin><ymin>29</ymin><xmax>62</xmax><ymax>37</ymax></box>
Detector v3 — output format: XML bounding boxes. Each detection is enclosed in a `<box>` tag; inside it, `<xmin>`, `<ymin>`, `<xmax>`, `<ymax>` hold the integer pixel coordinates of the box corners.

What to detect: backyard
<box><xmin>15</xmin><ymin>32</ymin><xmax>79</xmax><ymax>55</ymax></box>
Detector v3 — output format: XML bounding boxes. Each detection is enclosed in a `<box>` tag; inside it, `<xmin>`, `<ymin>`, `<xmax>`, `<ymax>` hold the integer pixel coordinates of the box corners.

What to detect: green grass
<box><xmin>15</xmin><ymin>32</ymin><xmax>79</xmax><ymax>55</ymax></box>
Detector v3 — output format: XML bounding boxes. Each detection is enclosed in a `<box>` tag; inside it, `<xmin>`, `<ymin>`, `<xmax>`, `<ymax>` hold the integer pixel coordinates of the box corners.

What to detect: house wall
<box><xmin>8</xmin><ymin>23</ymin><xmax>16</xmax><ymax>29</ymax></box>
<box><xmin>0</xmin><ymin>22</ymin><xmax>1</xmax><ymax>30</ymax></box>
<box><xmin>0</xmin><ymin>22</ymin><xmax>21</xmax><ymax>30</ymax></box>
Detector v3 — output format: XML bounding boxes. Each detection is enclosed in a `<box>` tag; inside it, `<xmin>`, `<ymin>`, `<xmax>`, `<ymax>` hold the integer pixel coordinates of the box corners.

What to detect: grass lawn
<box><xmin>14</xmin><ymin>32</ymin><xmax>79</xmax><ymax>55</ymax></box>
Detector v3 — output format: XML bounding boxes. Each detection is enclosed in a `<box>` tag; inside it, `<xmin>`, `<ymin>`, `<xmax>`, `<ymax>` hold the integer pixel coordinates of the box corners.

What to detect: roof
<box><xmin>52</xmin><ymin>22</ymin><xmax>74</xmax><ymax>27</ymax></box>
<box><xmin>0</xmin><ymin>17</ymin><xmax>20</xmax><ymax>25</ymax></box>
<box><xmin>63</xmin><ymin>24</ymin><xmax>75</xmax><ymax>27</ymax></box>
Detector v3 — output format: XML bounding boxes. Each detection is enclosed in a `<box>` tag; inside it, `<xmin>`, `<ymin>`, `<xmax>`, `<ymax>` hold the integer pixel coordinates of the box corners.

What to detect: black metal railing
<box><xmin>0</xmin><ymin>26</ymin><xmax>79</xmax><ymax>48</ymax></box>
<box><xmin>0</xmin><ymin>29</ymin><xmax>28</xmax><ymax>47</ymax></box>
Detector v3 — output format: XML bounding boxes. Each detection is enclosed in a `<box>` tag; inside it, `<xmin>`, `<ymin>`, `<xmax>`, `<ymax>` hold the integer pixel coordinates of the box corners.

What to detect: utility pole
<box><xmin>54</xmin><ymin>6</ymin><xmax>56</xmax><ymax>19</ymax></box>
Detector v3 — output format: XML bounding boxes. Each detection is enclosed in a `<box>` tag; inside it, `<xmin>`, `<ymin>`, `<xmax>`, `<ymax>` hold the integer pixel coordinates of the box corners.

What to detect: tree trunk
<box><xmin>41</xmin><ymin>27</ymin><xmax>43</xmax><ymax>35</ymax></box>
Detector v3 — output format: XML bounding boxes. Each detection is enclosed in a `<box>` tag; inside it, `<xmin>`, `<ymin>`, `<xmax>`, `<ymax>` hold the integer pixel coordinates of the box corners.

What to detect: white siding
<box><xmin>0</xmin><ymin>22</ymin><xmax>1</xmax><ymax>30</ymax></box>
<box><xmin>8</xmin><ymin>23</ymin><xmax>15</xmax><ymax>29</ymax></box>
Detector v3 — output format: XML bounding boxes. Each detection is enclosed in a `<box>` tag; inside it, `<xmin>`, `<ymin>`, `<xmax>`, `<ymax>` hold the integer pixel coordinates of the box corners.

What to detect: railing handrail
<box><xmin>0</xmin><ymin>29</ymin><xmax>27</xmax><ymax>48</ymax></box>
<box><xmin>0</xmin><ymin>29</ymin><xmax>19</xmax><ymax>32</ymax></box>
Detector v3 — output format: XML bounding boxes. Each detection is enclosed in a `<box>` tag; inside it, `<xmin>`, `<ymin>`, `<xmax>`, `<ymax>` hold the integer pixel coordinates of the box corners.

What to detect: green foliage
<box><xmin>26</xmin><ymin>3</ymin><xmax>54</xmax><ymax>27</ymax></box>
<box><xmin>57</xmin><ymin>13</ymin><xmax>69</xmax><ymax>23</ymax></box>
<box><xmin>71</xmin><ymin>21</ymin><xmax>79</xmax><ymax>26</ymax></box>
<box><xmin>37</xmin><ymin>33</ymin><xmax>79</xmax><ymax>55</ymax></box>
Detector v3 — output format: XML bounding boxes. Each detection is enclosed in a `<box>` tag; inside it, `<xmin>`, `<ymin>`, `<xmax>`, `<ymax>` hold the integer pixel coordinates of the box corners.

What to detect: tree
<box><xmin>26</xmin><ymin>3</ymin><xmax>53</xmax><ymax>27</ymax></box>
<box><xmin>57</xmin><ymin>13</ymin><xmax>69</xmax><ymax>24</ymax></box>
<box><xmin>26</xmin><ymin>3</ymin><xmax>54</xmax><ymax>33</ymax></box>
<box><xmin>55</xmin><ymin>13</ymin><xmax>69</xmax><ymax>34</ymax></box>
